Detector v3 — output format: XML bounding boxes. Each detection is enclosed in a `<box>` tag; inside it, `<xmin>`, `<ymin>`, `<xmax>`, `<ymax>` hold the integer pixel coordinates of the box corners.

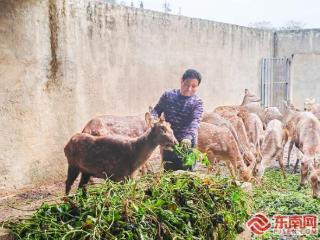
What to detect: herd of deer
<box><xmin>64</xmin><ymin>89</ymin><xmax>320</xmax><ymax>199</ymax></box>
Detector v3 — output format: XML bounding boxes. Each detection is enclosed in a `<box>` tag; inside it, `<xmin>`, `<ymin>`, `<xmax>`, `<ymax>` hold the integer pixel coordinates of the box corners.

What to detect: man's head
<box><xmin>180</xmin><ymin>69</ymin><xmax>202</xmax><ymax>97</ymax></box>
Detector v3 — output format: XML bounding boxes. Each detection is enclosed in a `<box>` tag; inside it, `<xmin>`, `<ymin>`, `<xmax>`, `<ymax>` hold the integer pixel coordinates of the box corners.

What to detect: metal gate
<box><xmin>260</xmin><ymin>58</ymin><xmax>290</xmax><ymax>112</ymax></box>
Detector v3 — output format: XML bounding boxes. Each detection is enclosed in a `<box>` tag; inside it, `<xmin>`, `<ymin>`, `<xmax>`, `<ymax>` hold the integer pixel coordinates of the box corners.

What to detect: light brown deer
<box><xmin>213</xmin><ymin>89</ymin><xmax>261</xmax><ymax>118</ymax></box>
<box><xmin>197</xmin><ymin>122</ymin><xmax>256</xmax><ymax>182</ymax></box>
<box><xmin>237</xmin><ymin>109</ymin><xmax>264</xmax><ymax>150</ymax></box>
<box><xmin>282</xmin><ymin>101</ymin><xmax>301</xmax><ymax>168</ymax></box>
<box><xmin>304</xmin><ymin>97</ymin><xmax>320</xmax><ymax>120</ymax></box>
<box><xmin>310</xmin><ymin>165</ymin><xmax>320</xmax><ymax>198</ymax></box>
<box><xmin>202</xmin><ymin>112</ymin><xmax>256</xmax><ymax>166</ymax></box>
<box><xmin>254</xmin><ymin>119</ymin><xmax>288</xmax><ymax>179</ymax></box>
<box><xmin>64</xmin><ymin>113</ymin><xmax>177</xmax><ymax>195</ymax></box>
<box><xmin>290</xmin><ymin>112</ymin><xmax>320</xmax><ymax>197</ymax></box>
<box><xmin>214</xmin><ymin>89</ymin><xmax>282</xmax><ymax>128</ymax></box>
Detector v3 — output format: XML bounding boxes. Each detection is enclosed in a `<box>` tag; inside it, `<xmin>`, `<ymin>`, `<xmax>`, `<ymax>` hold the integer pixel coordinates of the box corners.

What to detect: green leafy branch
<box><xmin>174</xmin><ymin>144</ymin><xmax>210</xmax><ymax>167</ymax></box>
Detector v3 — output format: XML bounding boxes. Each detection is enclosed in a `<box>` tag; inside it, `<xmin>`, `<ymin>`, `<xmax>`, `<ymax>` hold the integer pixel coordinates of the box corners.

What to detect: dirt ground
<box><xmin>0</xmin><ymin>143</ymin><xmax>298</xmax><ymax>224</ymax></box>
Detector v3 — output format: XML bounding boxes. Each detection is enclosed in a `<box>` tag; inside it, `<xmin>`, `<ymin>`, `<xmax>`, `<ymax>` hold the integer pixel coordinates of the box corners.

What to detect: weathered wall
<box><xmin>275</xmin><ymin>30</ymin><xmax>320</xmax><ymax>107</ymax></box>
<box><xmin>275</xmin><ymin>29</ymin><xmax>320</xmax><ymax>57</ymax></box>
<box><xmin>290</xmin><ymin>54</ymin><xmax>320</xmax><ymax>109</ymax></box>
<box><xmin>0</xmin><ymin>0</ymin><xmax>273</xmax><ymax>190</ymax></box>
<box><xmin>0</xmin><ymin>0</ymin><xmax>57</xmax><ymax>191</ymax></box>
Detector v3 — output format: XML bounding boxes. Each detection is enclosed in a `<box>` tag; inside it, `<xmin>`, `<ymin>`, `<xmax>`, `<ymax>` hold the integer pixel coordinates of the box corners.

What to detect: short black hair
<box><xmin>182</xmin><ymin>69</ymin><xmax>202</xmax><ymax>85</ymax></box>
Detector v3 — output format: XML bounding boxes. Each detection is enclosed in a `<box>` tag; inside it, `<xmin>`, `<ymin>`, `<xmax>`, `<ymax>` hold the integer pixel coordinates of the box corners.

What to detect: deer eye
<box><xmin>161</xmin><ymin>126</ymin><xmax>167</xmax><ymax>132</ymax></box>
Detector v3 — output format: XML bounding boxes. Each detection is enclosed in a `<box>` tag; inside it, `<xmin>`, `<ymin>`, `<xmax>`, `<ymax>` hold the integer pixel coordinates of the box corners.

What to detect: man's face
<box><xmin>180</xmin><ymin>78</ymin><xmax>199</xmax><ymax>97</ymax></box>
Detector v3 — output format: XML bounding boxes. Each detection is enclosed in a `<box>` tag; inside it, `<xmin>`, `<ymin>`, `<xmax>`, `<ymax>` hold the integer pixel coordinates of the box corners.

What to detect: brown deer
<box><xmin>310</xmin><ymin>165</ymin><xmax>320</xmax><ymax>198</ymax></box>
<box><xmin>197</xmin><ymin>122</ymin><xmax>256</xmax><ymax>182</ymax></box>
<box><xmin>290</xmin><ymin>112</ymin><xmax>320</xmax><ymax>195</ymax></box>
<box><xmin>214</xmin><ymin>89</ymin><xmax>282</xmax><ymax>127</ymax></box>
<box><xmin>213</xmin><ymin>89</ymin><xmax>261</xmax><ymax>118</ymax></box>
<box><xmin>304</xmin><ymin>97</ymin><xmax>320</xmax><ymax>120</ymax></box>
<box><xmin>202</xmin><ymin>112</ymin><xmax>256</xmax><ymax>166</ymax></box>
<box><xmin>82</xmin><ymin>114</ymin><xmax>147</xmax><ymax>138</ymax></box>
<box><xmin>64</xmin><ymin>113</ymin><xmax>177</xmax><ymax>195</ymax></box>
<box><xmin>254</xmin><ymin>119</ymin><xmax>288</xmax><ymax>179</ymax></box>
<box><xmin>81</xmin><ymin>107</ymin><xmax>156</xmax><ymax>174</ymax></box>
<box><xmin>237</xmin><ymin>109</ymin><xmax>264</xmax><ymax>150</ymax></box>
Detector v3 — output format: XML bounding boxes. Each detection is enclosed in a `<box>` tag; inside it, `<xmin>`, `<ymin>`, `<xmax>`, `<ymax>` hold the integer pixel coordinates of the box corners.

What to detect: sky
<box><xmin>126</xmin><ymin>0</ymin><xmax>320</xmax><ymax>29</ymax></box>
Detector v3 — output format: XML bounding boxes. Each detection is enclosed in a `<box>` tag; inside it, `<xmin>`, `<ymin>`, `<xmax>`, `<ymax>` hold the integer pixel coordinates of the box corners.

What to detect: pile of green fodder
<box><xmin>2</xmin><ymin>172</ymin><xmax>250</xmax><ymax>240</ymax></box>
<box><xmin>252</xmin><ymin>170</ymin><xmax>320</xmax><ymax>240</ymax></box>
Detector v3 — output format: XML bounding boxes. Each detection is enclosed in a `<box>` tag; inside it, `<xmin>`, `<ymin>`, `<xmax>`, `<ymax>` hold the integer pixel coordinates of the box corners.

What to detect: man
<box><xmin>152</xmin><ymin>69</ymin><xmax>204</xmax><ymax>171</ymax></box>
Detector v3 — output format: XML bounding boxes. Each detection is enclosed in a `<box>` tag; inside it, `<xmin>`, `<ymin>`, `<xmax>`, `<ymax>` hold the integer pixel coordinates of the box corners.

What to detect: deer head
<box><xmin>241</xmin><ymin>89</ymin><xmax>260</xmax><ymax>106</ymax></box>
<box><xmin>149</xmin><ymin>113</ymin><xmax>178</xmax><ymax>150</ymax></box>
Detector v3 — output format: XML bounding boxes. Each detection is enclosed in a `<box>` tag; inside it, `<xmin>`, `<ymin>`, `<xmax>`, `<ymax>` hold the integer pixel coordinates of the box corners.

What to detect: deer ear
<box><xmin>159</xmin><ymin>112</ymin><xmax>165</xmax><ymax>122</ymax></box>
<box><xmin>145</xmin><ymin>112</ymin><xmax>154</xmax><ymax>128</ymax></box>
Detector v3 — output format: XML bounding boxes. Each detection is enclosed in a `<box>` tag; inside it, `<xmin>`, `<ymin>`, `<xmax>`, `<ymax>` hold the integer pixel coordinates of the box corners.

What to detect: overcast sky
<box><xmin>128</xmin><ymin>0</ymin><xmax>320</xmax><ymax>29</ymax></box>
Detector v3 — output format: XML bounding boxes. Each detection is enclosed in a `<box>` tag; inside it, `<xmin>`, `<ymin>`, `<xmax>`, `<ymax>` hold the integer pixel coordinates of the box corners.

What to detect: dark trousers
<box><xmin>162</xmin><ymin>149</ymin><xmax>195</xmax><ymax>171</ymax></box>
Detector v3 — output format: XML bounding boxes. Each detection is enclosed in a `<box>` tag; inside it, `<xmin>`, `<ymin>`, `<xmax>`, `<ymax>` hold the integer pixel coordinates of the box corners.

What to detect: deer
<box><xmin>197</xmin><ymin>122</ymin><xmax>256</xmax><ymax>182</ymax></box>
<box><xmin>214</xmin><ymin>89</ymin><xmax>261</xmax><ymax>118</ymax></box>
<box><xmin>202</xmin><ymin>112</ymin><xmax>256</xmax><ymax>166</ymax></box>
<box><xmin>254</xmin><ymin>119</ymin><xmax>288</xmax><ymax>179</ymax></box>
<box><xmin>237</xmin><ymin>109</ymin><xmax>264</xmax><ymax>151</ymax></box>
<box><xmin>64</xmin><ymin>113</ymin><xmax>178</xmax><ymax>195</ymax></box>
<box><xmin>81</xmin><ymin>107</ymin><xmax>156</xmax><ymax>174</ymax></box>
<box><xmin>289</xmin><ymin>112</ymin><xmax>320</xmax><ymax>196</ymax></box>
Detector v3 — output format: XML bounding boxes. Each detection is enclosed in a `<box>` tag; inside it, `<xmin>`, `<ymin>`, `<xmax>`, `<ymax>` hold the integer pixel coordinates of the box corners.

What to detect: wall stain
<box><xmin>105</xmin><ymin>15</ymin><xmax>115</xmax><ymax>30</ymax></box>
<box><xmin>61</xmin><ymin>0</ymin><xmax>66</xmax><ymax>17</ymax></box>
<box><xmin>46</xmin><ymin>0</ymin><xmax>60</xmax><ymax>91</ymax></box>
<box><xmin>86</xmin><ymin>2</ymin><xmax>93</xmax><ymax>22</ymax></box>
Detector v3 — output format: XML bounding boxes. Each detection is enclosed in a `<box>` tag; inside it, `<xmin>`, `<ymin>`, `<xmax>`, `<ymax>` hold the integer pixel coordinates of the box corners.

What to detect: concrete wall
<box><xmin>275</xmin><ymin>29</ymin><xmax>320</xmax><ymax>57</ymax></box>
<box><xmin>0</xmin><ymin>0</ymin><xmax>274</xmax><ymax>190</ymax></box>
<box><xmin>275</xmin><ymin>30</ymin><xmax>320</xmax><ymax>107</ymax></box>
<box><xmin>290</xmin><ymin>54</ymin><xmax>320</xmax><ymax>109</ymax></box>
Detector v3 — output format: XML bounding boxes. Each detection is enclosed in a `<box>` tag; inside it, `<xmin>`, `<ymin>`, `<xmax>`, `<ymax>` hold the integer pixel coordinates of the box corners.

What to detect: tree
<box><xmin>104</xmin><ymin>0</ymin><xmax>116</xmax><ymax>4</ymax></box>
<box><xmin>248</xmin><ymin>21</ymin><xmax>276</xmax><ymax>30</ymax></box>
<box><xmin>279</xmin><ymin>21</ymin><xmax>306</xmax><ymax>30</ymax></box>
<box><xmin>248</xmin><ymin>20</ymin><xmax>306</xmax><ymax>31</ymax></box>
<box><xmin>163</xmin><ymin>0</ymin><xmax>171</xmax><ymax>13</ymax></box>
<box><xmin>139</xmin><ymin>1</ymin><xmax>144</xmax><ymax>9</ymax></box>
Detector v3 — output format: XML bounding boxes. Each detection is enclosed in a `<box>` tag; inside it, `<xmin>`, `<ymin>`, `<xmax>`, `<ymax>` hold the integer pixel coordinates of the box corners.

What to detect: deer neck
<box><xmin>240</xmin><ymin>96</ymin><xmax>250</xmax><ymax>106</ymax></box>
<box><xmin>130</xmin><ymin>128</ymin><xmax>158</xmax><ymax>172</ymax></box>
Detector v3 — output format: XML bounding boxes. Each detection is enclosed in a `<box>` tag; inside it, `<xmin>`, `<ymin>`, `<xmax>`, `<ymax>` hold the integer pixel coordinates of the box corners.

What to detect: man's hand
<box><xmin>181</xmin><ymin>139</ymin><xmax>192</xmax><ymax>149</ymax></box>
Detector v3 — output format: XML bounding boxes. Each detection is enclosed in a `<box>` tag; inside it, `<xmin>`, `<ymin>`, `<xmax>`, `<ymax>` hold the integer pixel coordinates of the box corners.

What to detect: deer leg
<box><xmin>65</xmin><ymin>165</ymin><xmax>80</xmax><ymax>195</ymax></box>
<box><xmin>139</xmin><ymin>164</ymin><xmax>148</xmax><ymax>175</ymax></box>
<box><xmin>226</xmin><ymin>160</ymin><xmax>236</xmax><ymax>179</ymax></box>
<box><xmin>140</xmin><ymin>162</ymin><xmax>152</xmax><ymax>175</ymax></box>
<box><xmin>293</xmin><ymin>159</ymin><xmax>300</xmax><ymax>173</ymax></box>
<box><xmin>294</xmin><ymin>149</ymin><xmax>303</xmax><ymax>173</ymax></box>
<box><xmin>287</xmin><ymin>140</ymin><xmax>294</xmax><ymax>167</ymax></box>
<box><xmin>277</xmin><ymin>150</ymin><xmax>287</xmax><ymax>179</ymax></box>
<box><xmin>78</xmin><ymin>173</ymin><xmax>91</xmax><ymax>194</ymax></box>
<box><xmin>299</xmin><ymin>160</ymin><xmax>309</xmax><ymax>188</ymax></box>
<box><xmin>131</xmin><ymin>169</ymin><xmax>140</xmax><ymax>179</ymax></box>
<box><xmin>205</xmin><ymin>152</ymin><xmax>216</xmax><ymax>174</ymax></box>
